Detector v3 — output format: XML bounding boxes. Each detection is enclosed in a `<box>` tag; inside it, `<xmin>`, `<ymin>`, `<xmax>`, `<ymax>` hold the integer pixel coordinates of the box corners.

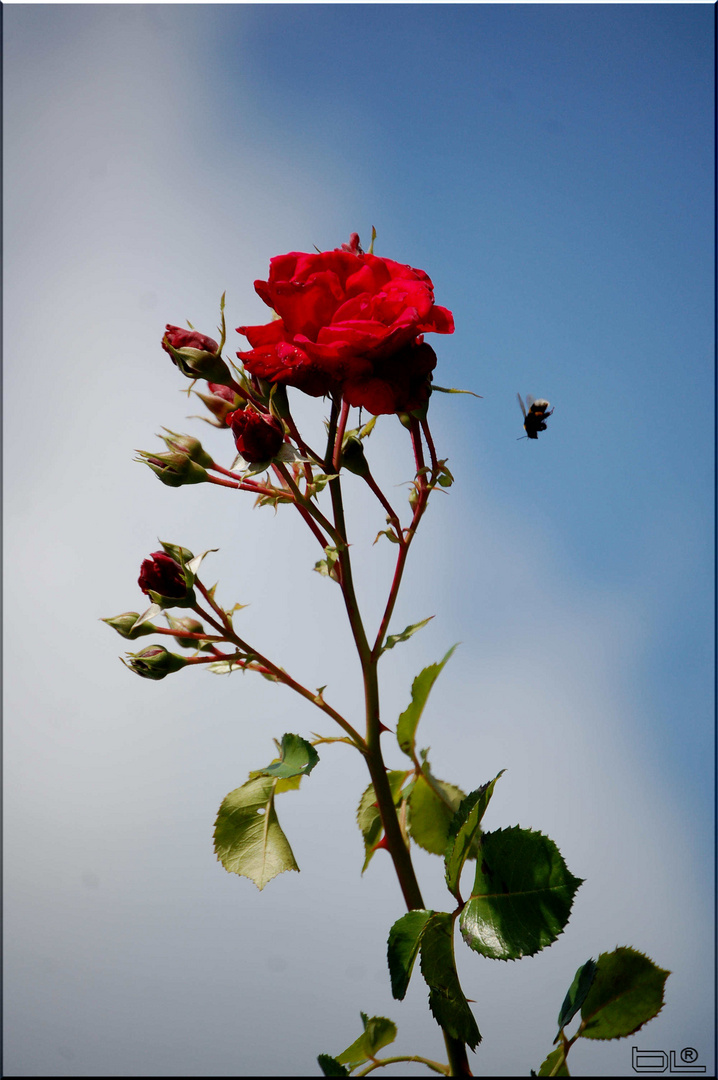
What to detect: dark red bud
<box><xmin>162</xmin><ymin>325</ymin><xmax>219</xmax><ymax>355</ymax></box>
<box><xmin>138</xmin><ymin>551</ymin><xmax>188</xmax><ymax>600</ymax></box>
<box><xmin>228</xmin><ymin>407</ymin><xmax>284</xmax><ymax>463</ymax></box>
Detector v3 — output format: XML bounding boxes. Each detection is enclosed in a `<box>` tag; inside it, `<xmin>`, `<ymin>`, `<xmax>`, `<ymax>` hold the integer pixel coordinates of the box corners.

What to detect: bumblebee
<box><xmin>517</xmin><ymin>394</ymin><xmax>554</xmax><ymax>440</ymax></box>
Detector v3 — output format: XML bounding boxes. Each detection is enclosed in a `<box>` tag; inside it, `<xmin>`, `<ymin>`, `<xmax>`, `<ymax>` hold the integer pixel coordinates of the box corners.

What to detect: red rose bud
<box><xmin>163</xmin><ymin>325</ymin><xmax>219</xmax><ymax>355</ymax></box>
<box><xmin>192</xmin><ymin>385</ymin><xmax>243</xmax><ymax>427</ymax></box>
<box><xmin>159</xmin><ymin>429</ymin><xmax>215</xmax><ymax>468</ymax></box>
<box><xmin>124</xmin><ymin>645</ymin><xmax>188</xmax><ymax>681</ymax></box>
<box><xmin>138</xmin><ymin>551</ymin><xmax>192</xmax><ymax>606</ymax></box>
<box><xmin>228</xmin><ymin>407</ymin><xmax>285</xmax><ymax>463</ymax></box>
<box><xmin>101</xmin><ymin>612</ymin><xmax>159</xmax><ymax>640</ymax></box>
<box><xmin>136</xmin><ymin>450</ymin><xmax>208</xmax><ymax>487</ymax></box>
<box><xmin>162</xmin><ymin>324</ymin><xmax>233</xmax><ymax>386</ymax></box>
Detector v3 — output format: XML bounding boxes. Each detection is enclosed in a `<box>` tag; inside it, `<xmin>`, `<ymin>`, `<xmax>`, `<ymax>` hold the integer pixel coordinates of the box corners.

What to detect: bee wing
<box><xmin>516</xmin><ymin>392</ymin><xmax>527</xmax><ymax>418</ymax></box>
<box><xmin>525</xmin><ymin>394</ymin><xmax>536</xmax><ymax>410</ymax></box>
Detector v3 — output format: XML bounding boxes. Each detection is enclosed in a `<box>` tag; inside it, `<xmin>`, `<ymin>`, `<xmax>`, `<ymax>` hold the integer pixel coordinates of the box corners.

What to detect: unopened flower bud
<box><xmin>138</xmin><ymin>550</ymin><xmax>195</xmax><ymax>608</ymax></box>
<box><xmin>228</xmin><ymin>407</ymin><xmax>285</xmax><ymax>463</ymax></box>
<box><xmin>159</xmin><ymin>429</ymin><xmax>215</xmax><ymax>468</ymax></box>
<box><xmin>164</xmin><ymin>613</ymin><xmax>210</xmax><ymax>649</ymax></box>
<box><xmin>136</xmin><ymin>450</ymin><xmax>208</xmax><ymax>487</ymax></box>
<box><xmin>124</xmin><ymin>645</ymin><xmax>188</xmax><ymax>680</ymax></box>
<box><xmin>340</xmin><ymin>436</ymin><xmax>369</xmax><ymax>477</ymax></box>
<box><xmin>192</xmin><ymin>384</ymin><xmax>243</xmax><ymax>427</ymax></box>
<box><xmin>162</xmin><ymin>325</ymin><xmax>234</xmax><ymax>386</ymax></box>
<box><xmin>102</xmin><ymin>612</ymin><xmax>158</xmax><ymax>639</ymax></box>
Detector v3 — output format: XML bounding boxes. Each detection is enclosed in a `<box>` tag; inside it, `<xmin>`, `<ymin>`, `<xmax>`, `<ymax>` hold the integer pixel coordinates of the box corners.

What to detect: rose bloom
<box><xmin>236</xmin><ymin>243</ymin><xmax>454</xmax><ymax>415</ymax></box>
<box><xmin>138</xmin><ymin>551</ymin><xmax>189</xmax><ymax>599</ymax></box>
<box><xmin>162</xmin><ymin>325</ymin><xmax>219</xmax><ymax>356</ymax></box>
<box><xmin>228</xmin><ymin>407</ymin><xmax>284</xmax><ymax>463</ymax></box>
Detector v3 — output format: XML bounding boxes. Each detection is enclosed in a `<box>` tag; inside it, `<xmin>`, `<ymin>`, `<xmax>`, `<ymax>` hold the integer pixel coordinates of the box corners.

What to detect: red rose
<box><xmin>162</xmin><ymin>325</ymin><xmax>219</xmax><ymax>355</ymax></box>
<box><xmin>138</xmin><ymin>551</ymin><xmax>189</xmax><ymax>600</ymax></box>
<box><xmin>236</xmin><ymin>241</ymin><xmax>453</xmax><ymax>415</ymax></box>
<box><xmin>228</xmin><ymin>407</ymin><xmax>285</xmax><ymax>463</ymax></box>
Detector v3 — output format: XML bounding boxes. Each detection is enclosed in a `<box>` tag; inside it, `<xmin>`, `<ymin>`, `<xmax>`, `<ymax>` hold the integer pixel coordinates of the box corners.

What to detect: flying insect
<box><xmin>517</xmin><ymin>394</ymin><xmax>554</xmax><ymax>440</ymax></box>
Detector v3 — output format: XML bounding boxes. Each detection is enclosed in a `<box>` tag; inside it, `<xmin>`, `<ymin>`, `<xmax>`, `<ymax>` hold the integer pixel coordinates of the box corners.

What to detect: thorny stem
<box><xmin>363</xmin><ymin>469</ymin><xmax>403</xmax><ymax>540</ymax></box>
<box><xmin>322</xmin><ymin>411</ymin><xmax>472</xmax><ymax>1076</ymax></box>
<box><xmin>193</xmin><ymin>581</ymin><xmax>365</xmax><ymax>749</ymax></box>
<box><xmin>273</xmin><ymin>462</ymin><xmax>343</xmax><ymax>548</ymax></box>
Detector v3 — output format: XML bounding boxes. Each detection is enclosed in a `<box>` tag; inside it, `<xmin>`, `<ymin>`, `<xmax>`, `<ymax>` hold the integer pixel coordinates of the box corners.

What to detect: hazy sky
<box><xmin>3</xmin><ymin>4</ymin><xmax>714</xmax><ymax>1078</ymax></box>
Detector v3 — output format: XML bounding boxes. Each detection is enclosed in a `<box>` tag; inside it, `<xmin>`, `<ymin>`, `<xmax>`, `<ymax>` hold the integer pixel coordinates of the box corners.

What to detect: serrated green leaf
<box><xmin>419</xmin><ymin>912</ymin><xmax>481</xmax><ymax>1049</ymax></box>
<box><xmin>556</xmin><ymin>958</ymin><xmax>598</xmax><ymax>1036</ymax></box>
<box><xmin>396</xmin><ymin>646</ymin><xmax>458</xmax><ymax>759</ymax></box>
<box><xmin>407</xmin><ymin>769</ymin><xmax>467</xmax><ymax>856</ymax></box>
<box><xmin>444</xmin><ymin>772</ymin><xmax>505</xmax><ymax>898</ymax></box>
<box><xmin>335</xmin><ymin>1013</ymin><xmax>397</xmax><ymax>1069</ymax></box>
<box><xmin>537</xmin><ymin>1046</ymin><xmax>570</xmax><ymax>1076</ymax></box>
<box><xmin>580</xmin><ymin>947</ymin><xmax>670</xmax><ymax>1040</ymax></box>
<box><xmin>460</xmin><ymin>826</ymin><xmax>583</xmax><ymax>959</ymax></box>
<box><xmin>357</xmin><ymin>772</ymin><xmax>408</xmax><ymax>873</ymax></box>
<box><xmin>381</xmin><ymin>616</ymin><xmax>435</xmax><ymax>655</ymax></box>
<box><xmin>317</xmin><ymin>1054</ymin><xmax>350</xmax><ymax>1076</ymax></box>
<box><xmin>387</xmin><ymin>909</ymin><xmax>434</xmax><ymax>1000</ymax></box>
<box><xmin>213</xmin><ymin>776</ymin><xmax>298</xmax><ymax>890</ymax></box>
<box><xmin>249</xmin><ymin>733</ymin><xmax>319</xmax><ymax>780</ymax></box>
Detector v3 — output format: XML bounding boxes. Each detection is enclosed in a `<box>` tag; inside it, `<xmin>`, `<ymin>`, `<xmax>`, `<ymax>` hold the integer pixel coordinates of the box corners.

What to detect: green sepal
<box><xmin>579</xmin><ymin>947</ymin><xmax>670</xmax><ymax>1040</ymax></box>
<box><xmin>335</xmin><ymin>1013</ymin><xmax>397</xmax><ymax>1071</ymax></box>
<box><xmin>159</xmin><ymin>428</ymin><xmax>215</xmax><ymax>468</ymax></box>
<box><xmin>432</xmin><ymin>385</ymin><xmax>483</xmax><ymax>398</ymax></box>
<box><xmin>381</xmin><ymin>616</ymin><xmax>434</xmax><ymax>655</ymax></box>
<box><xmin>159</xmin><ymin>541</ymin><xmax>195</xmax><ymax>566</ymax></box>
<box><xmin>356</xmin><ymin>771</ymin><xmax>408</xmax><ymax>873</ymax></box>
<box><xmin>396</xmin><ymin>645</ymin><xmax>458</xmax><ymax>759</ymax></box>
<box><xmin>317</xmin><ymin>1054</ymin><xmax>350</xmax><ymax>1077</ymax></box>
<box><xmin>387</xmin><ymin>909</ymin><xmax>434</xmax><ymax>1000</ymax></box>
<box><xmin>213</xmin><ymin>775</ymin><xmax>299</xmax><ymax>890</ymax></box>
<box><xmin>419</xmin><ymin>912</ymin><xmax>481</xmax><ymax>1049</ymax></box>
<box><xmin>444</xmin><ymin>772</ymin><xmax>505</xmax><ymax>899</ymax></box>
<box><xmin>537</xmin><ymin>1046</ymin><xmax>570</xmax><ymax>1076</ymax></box>
<box><xmin>555</xmin><ymin>958</ymin><xmax>598</xmax><ymax>1038</ymax></box>
<box><xmin>460</xmin><ymin>826</ymin><xmax>582</xmax><ymax>960</ymax></box>
<box><xmin>407</xmin><ymin>764</ymin><xmax>467</xmax><ymax>857</ymax></box>
<box><xmin>249</xmin><ymin>733</ymin><xmax>319</xmax><ymax>780</ymax></box>
<box><xmin>101</xmin><ymin>612</ymin><xmax>159</xmax><ymax>640</ymax></box>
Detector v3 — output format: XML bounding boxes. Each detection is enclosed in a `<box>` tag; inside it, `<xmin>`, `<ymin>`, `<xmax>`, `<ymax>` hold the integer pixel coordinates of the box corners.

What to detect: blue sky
<box><xmin>4</xmin><ymin>4</ymin><xmax>713</xmax><ymax>1078</ymax></box>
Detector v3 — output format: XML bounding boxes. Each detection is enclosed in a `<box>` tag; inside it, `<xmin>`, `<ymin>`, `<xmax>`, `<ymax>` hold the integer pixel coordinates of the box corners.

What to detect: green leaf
<box><xmin>387</xmin><ymin>909</ymin><xmax>434</xmax><ymax>1000</ymax></box>
<box><xmin>407</xmin><ymin>767</ymin><xmax>467</xmax><ymax>856</ymax></box>
<box><xmin>459</xmin><ymin>827</ymin><xmax>583</xmax><ymax>959</ymax></box>
<box><xmin>580</xmin><ymin>947</ymin><xmax>670</xmax><ymax>1040</ymax></box>
<box><xmin>396</xmin><ymin>645</ymin><xmax>458</xmax><ymax>759</ymax></box>
<box><xmin>357</xmin><ymin>772</ymin><xmax>408</xmax><ymax>873</ymax></box>
<box><xmin>556</xmin><ymin>958</ymin><xmax>598</xmax><ymax>1037</ymax></box>
<box><xmin>213</xmin><ymin>776</ymin><xmax>298</xmax><ymax>890</ymax></box>
<box><xmin>317</xmin><ymin>1054</ymin><xmax>350</xmax><ymax>1077</ymax></box>
<box><xmin>314</xmin><ymin>546</ymin><xmax>341</xmax><ymax>581</ymax></box>
<box><xmin>381</xmin><ymin>616</ymin><xmax>435</xmax><ymax>655</ymax></box>
<box><xmin>419</xmin><ymin>912</ymin><xmax>481</xmax><ymax>1049</ymax></box>
<box><xmin>335</xmin><ymin>1013</ymin><xmax>397</xmax><ymax>1070</ymax></box>
<box><xmin>537</xmin><ymin>1046</ymin><xmax>570</xmax><ymax>1076</ymax></box>
<box><xmin>249</xmin><ymin>733</ymin><xmax>319</xmax><ymax>780</ymax></box>
<box><xmin>444</xmin><ymin>772</ymin><xmax>505</xmax><ymax>899</ymax></box>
